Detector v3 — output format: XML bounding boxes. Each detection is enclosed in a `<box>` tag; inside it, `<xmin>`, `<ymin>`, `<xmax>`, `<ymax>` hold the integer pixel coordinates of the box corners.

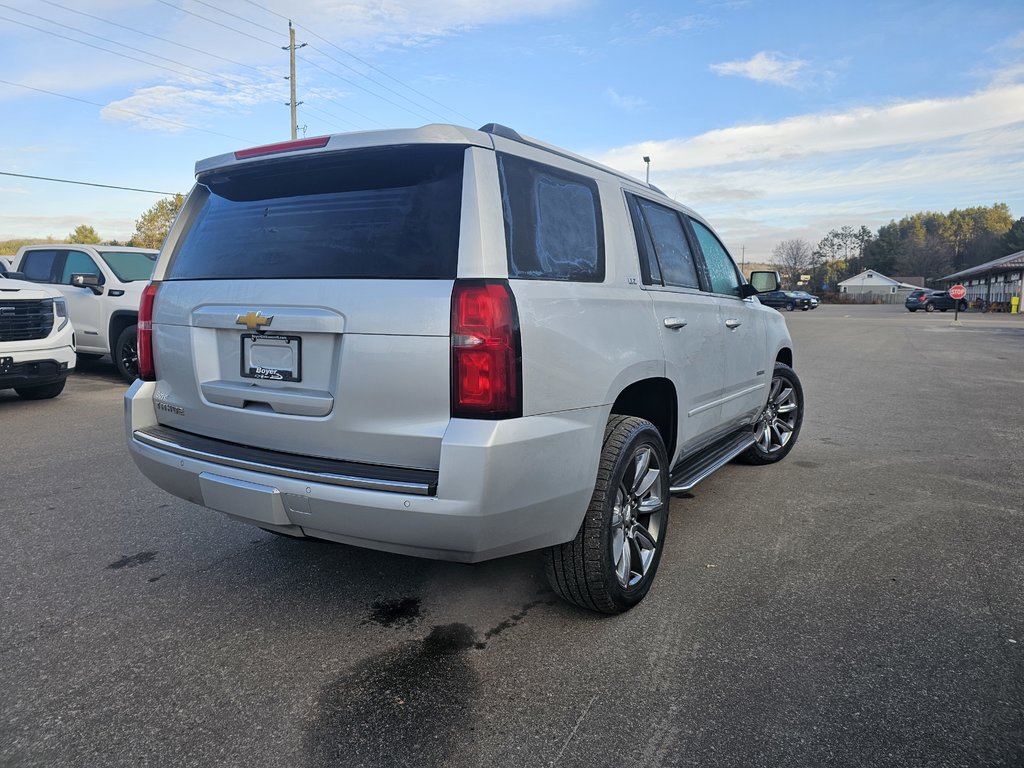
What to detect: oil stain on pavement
<box><xmin>305</xmin><ymin>623</ymin><xmax>480</xmax><ymax>768</ymax></box>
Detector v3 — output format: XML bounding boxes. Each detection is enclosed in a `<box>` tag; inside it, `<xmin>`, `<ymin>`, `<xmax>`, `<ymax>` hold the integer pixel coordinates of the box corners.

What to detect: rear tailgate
<box><xmin>150</xmin><ymin>279</ymin><xmax>451</xmax><ymax>470</ymax></box>
<box><xmin>147</xmin><ymin>143</ymin><xmax>467</xmax><ymax>472</ymax></box>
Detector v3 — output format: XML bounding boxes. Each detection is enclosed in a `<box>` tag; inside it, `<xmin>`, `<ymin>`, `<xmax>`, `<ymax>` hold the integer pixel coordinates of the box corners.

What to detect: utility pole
<box><xmin>283</xmin><ymin>21</ymin><xmax>306</xmax><ymax>139</ymax></box>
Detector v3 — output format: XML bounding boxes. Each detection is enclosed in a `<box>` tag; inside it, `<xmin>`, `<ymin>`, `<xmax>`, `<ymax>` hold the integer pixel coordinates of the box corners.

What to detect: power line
<box><xmin>37</xmin><ymin>0</ymin><xmax>275</xmax><ymax>77</ymax></box>
<box><xmin>0</xmin><ymin>13</ymin><xmax>252</xmax><ymax>94</ymax></box>
<box><xmin>0</xmin><ymin>6</ymin><xmax>272</xmax><ymax>93</ymax></box>
<box><xmin>297</xmin><ymin>55</ymin><xmax>417</xmax><ymax>125</ymax></box>
<box><xmin>239</xmin><ymin>0</ymin><xmax>474</xmax><ymax>123</ymax></box>
<box><xmin>0</xmin><ymin>79</ymin><xmax>253</xmax><ymax>143</ymax></box>
<box><xmin>151</xmin><ymin>0</ymin><xmax>282</xmax><ymax>47</ymax></box>
<box><xmin>0</xmin><ymin>172</ymin><xmax>177</xmax><ymax>196</ymax></box>
<box><xmin>182</xmin><ymin>0</ymin><xmax>285</xmax><ymax>39</ymax></box>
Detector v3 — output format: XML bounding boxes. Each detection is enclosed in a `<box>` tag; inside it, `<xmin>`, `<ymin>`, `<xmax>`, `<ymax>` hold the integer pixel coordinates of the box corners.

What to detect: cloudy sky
<box><xmin>1</xmin><ymin>0</ymin><xmax>1022</xmax><ymax>261</ymax></box>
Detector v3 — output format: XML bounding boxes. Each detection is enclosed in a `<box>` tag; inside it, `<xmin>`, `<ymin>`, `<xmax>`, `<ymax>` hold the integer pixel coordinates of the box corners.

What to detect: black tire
<box><xmin>940</xmin><ymin>308</ymin><xmax>948</xmax><ymax>312</ymax></box>
<box><xmin>786</xmin><ymin>302</ymin><xmax>795</xmax><ymax>311</ymax></box>
<box><xmin>544</xmin><ymin>415</ymin><xmax>670</xmax><ymax>614</ymax></box>
<box><xmin>907</xmin><ymin>309</ymin><xmax>917</xmax><ymax>312</ymax></box>
<box><xmin>924</xmin><ymin>302</ymin><xmax>935</xmax><ymax>313</ymax></box>
<box><xmin>800</xmin><ymin>306</ymin><xmax>809</xmax><ymax>311</ymax></box>
<box><xmin>958</xmin><ymin>300</ymin><xmax>968</xmax><ymax>312</ymax></box>
<box><xmin>15</xmin><ymin>379</ymin><xmax>66</xmax><ymax>400</ymax></box>
<box><xmin>114</xmin><ymin>324</ymin><xmax>139</xmax><ymax>382</ymax></box>
<box><xmin>736</xmin><ymin>363</ymin><xmax>804</xmax><ymax>466</ymax></box>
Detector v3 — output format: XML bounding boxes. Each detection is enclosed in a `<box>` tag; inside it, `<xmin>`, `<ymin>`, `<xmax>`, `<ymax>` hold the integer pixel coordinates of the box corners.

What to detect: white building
<box><xmin>836</xmin><ymin>270</ymin><xmax>921</xmax><ymax>303</ymax></box>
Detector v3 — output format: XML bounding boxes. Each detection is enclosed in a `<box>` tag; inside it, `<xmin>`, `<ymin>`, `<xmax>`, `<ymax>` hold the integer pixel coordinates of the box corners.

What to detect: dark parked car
<box><xmin>759</xmin><ymin>290</ymin><xmax>814</xmax><ymax>311</ymax></box>
<box><xmin>905</xmin><ymin>289</ymin><xmax>966</xmax><ymax>313</ymax></box>
<box><xmin>792</xmin><ymin>290</ymin><xmax>819</xmax><ymax>309</ymax></box>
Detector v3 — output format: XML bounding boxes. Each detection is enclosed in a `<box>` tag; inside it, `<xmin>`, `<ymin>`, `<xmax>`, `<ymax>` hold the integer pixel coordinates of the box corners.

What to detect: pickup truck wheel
<box><xmin>15</xmin><ymin>379</ymin><xmax>66</xmax><ymax>400</ymax></box>
<box><xmin>544</xmin><ymin>415</ymin><xmax>669</xmax><ymax>614</ymax></box>
<box><xmin>114</xmin><ymin>324</ymin><xmax>139</xmax><ymax>382</ymax></box>
<box><xmin>737</xmin><ymin>363</ymin><xmax>804</xmax><ymax>466</ymax></box>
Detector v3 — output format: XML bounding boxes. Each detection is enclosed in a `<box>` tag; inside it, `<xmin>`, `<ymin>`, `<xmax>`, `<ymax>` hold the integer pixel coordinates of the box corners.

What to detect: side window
<box><xmin>60</xmin><ymin>250</ymin><xmax>103</xmax><ymax>285</ymax></box>
<box><xmin>497</xmin><ymin>153</ymin><xmax>604</xmax><ymax>282</ymax></box>
<box><xmin>690</xmin><ymin>219</ymin><xmax>741</xmax><ymax>297</ymax></box>
<box><xmin>628</xmin><ymin>196</ymin><xmax>700</xmax><ymax>289</ymax></box>
<box><xmin>19</xmin><ymin>250</ymin><xmax>59</xmax><ymax>282</ymax></box>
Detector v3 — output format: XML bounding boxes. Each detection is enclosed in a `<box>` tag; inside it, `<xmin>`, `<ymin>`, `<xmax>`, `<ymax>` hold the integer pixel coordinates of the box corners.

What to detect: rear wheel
<box><xmin>544</xmin><ymin>415</ymin><xmax>669</xmax><ymax>614</ymax></box>
<box><xmin>786</xmin><ymin>302</ymin><xmax>795</xmax><ymax>311</ymax></box>
<box><xmin>15</xmin><ymin>379</ymin><xmax>66</xmax><ymax>400</ymax></box>
<box><xmin>925</xmin><ymin>302</ymin><xmax>935</xmax><ymax>313</ymax></box>
<box><xmin>114</xmin><ymin>324</ymin><xmax>139</xmax><ymax>382</ymax></box>
<box><xmin>737</xmin><ymin>363</ymin><xmax>804</xmax><ymax>465</ymax></box>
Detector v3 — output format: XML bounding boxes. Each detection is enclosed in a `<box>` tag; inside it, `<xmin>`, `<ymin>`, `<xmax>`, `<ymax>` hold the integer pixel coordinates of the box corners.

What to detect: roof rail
<box><xmin>478</xmin><ymin>123</ymin><xmax>524</xmax><ymax>142</ymax></box>
<box><xmin>478</xmin><ymin>122</ymin><xmax>669</xmax><ymax>197</ymax></box>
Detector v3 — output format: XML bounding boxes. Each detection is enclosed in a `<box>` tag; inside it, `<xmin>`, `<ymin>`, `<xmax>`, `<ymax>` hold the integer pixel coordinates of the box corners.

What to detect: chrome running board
<box><xmin>668</xmin><ymin>430</ymin><xmax>757</xmax><ymax>494</ymax></box>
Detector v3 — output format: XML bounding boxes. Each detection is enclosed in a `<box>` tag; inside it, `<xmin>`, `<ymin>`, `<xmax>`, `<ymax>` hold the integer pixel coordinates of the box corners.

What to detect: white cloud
<box><xmin>593</xmin><ymin>80</ymin><xmax>1024</xmax><ymax>259</ymax></box>
<box><xmin>607</xmin><ymin>88</ymin><xmax>646</xmax><ymax>112</ymax></box>
<box><xmin>100</xmin><ymin>81</ymin><xmax>282</xmax><ymax>132</ymax></box>
<box><xmin>710</xmin><ymin>51</ymin><xmax>808</xmax><ymax>87</ymax></box>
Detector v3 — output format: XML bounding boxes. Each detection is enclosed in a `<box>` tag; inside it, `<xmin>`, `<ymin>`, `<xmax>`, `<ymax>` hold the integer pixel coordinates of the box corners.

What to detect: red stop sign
<box><xmin>949</xmin><ymin>284</ymin><xmax>967</xmax><ymax>300</ymax></box>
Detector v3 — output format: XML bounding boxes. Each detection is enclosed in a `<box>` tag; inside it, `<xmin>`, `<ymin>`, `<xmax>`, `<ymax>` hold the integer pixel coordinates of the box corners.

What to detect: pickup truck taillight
<box><xmin>451</xmin><ymin>280</ymin><xmax>522</xmax><ymax>419</ymax></box>
<box><xmin>138</xmin><ymin>283</ymin><xmax>159</xmax><ymax>381</ymax></box>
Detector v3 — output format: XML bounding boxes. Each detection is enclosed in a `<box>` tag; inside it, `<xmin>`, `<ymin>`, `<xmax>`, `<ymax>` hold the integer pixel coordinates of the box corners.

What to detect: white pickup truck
<box><xmin>12</xmin><ymin>245</ymin><xmax>158</xmax><ymax>381</ymax></box>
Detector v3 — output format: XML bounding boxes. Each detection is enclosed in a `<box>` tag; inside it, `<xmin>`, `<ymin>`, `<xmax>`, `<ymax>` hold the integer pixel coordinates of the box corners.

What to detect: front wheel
<box><xmin>114</xmin><ymin>324</ymin><xmax>139</xmax><ymax>382</ymax></box>
<box><xmin>958</xmin><ymin>300</ymin><xmax>968</xmax><ymax>311</ymax></box>
<box><xmin>786</xmin><ymin>302</ymin><xmax>795</xmax><ymax>311</ymax></box>
<box><xmin>737</xmin><ymin>363</ymin><xmax>804</xmax><ymax>465</ymax></box>
<box><xmin>544</xmin><ymin>415</ymin><xmax>670</xmax><ymax>614</ymax></box>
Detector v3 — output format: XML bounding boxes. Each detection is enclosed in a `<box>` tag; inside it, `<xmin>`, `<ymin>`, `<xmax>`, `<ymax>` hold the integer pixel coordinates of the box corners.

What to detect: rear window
<box><xmin>167</xmin><ymin>145</ymin><xmax>465</xmax><ymax>280</ymax></box>
<box><xmin>497</xmin><ymin>153</ymin><xmax>604</xmax><ymax>282</ymax></box>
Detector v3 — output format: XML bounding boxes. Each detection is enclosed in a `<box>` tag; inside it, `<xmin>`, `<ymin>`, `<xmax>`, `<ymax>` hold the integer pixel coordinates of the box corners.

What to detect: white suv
<box><xmin>125</xmin><ymin>124</ymin><xmax>803</xmax><ymax>613</ymax></box>
<box><xmin>1</xmin><ymin>276</ymin><xmax>75</xmax><ymax>399</ymax></box>
<box><xmin>13</xmin><ymin>244</ymin><xmax>159</xmax><ymax>381</ymax></box>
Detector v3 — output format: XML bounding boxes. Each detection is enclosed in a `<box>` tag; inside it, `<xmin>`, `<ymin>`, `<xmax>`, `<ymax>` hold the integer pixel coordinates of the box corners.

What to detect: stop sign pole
<box><xmin>950</xmin><ymin>283</ymin><xmax>967</xmax><ymax>320</ymax></box>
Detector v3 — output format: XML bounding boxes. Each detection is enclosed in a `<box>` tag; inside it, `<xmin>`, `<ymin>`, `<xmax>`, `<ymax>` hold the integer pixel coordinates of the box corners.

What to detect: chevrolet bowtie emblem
<box><xmin>236</xmin><ymin>311</ymin><xmax>273</xmax><ymax>332</ymax></box>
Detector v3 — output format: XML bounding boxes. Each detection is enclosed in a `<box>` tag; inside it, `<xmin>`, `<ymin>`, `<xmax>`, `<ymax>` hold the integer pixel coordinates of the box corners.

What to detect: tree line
<box><xmin>771</xmin><ymin>204</ymin><xmax>1024</xmax><ymax>290</ymax></box>
<box><xmin>1</xmin><ymin>194</ymin><xmax>186</xmax><ymax>255</ymax></box>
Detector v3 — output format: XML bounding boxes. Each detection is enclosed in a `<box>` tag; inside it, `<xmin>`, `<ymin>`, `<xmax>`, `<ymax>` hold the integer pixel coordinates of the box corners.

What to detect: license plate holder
<box><xmin>240</xmin><ymin>334</ymin><xmax>301</xmax><ymax>382</ymax></box>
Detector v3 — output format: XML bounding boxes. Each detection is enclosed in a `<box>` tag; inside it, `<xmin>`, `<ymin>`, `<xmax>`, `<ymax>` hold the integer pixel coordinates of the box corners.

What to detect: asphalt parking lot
<box><xmin>2</xmin><ymin>304</ymin><xmax>1022</xmax><ymax>767</ymax></box>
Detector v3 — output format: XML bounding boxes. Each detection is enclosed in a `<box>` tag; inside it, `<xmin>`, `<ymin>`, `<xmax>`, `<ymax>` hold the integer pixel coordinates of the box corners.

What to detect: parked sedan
<box><xmin>905</xmin><ymin>289</ymin><xmax>967</xmax><ymax>312</ymax></box>
<box><xmin>759</xmin><ymin>290</ymin><xmax>814</xmax><ymax>311</ymax></box>
<box><xmin>792</xmin><ymin>290</ymin><xmax>819</xmax><ymax>309</ymax></box>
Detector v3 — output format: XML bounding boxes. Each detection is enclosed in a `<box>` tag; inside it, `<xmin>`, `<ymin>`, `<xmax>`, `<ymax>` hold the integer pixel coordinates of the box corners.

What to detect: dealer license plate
<box><xmin>240</xmin><ymin>334</ymin><xmax>301</xmax><ymax>382</ymax></box>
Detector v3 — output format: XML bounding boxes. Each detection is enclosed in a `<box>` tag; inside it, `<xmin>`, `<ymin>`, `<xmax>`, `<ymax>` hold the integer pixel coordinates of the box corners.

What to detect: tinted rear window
<box><xmin>167</xmin><ymin>145</ymin><xmax>465</xmax><ymax>280</ymax></box>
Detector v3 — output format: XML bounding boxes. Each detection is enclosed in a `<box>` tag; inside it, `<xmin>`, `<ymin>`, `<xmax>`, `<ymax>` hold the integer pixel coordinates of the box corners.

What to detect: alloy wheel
<box><xmin>610</xmin><ymin>445</ymin><xmax>665</xmax><ymax>588</ymax></box>
<box><xmin>756</xmin><ymin>374</ymin><xmax>800</xmax><ymax>454</ymax></box>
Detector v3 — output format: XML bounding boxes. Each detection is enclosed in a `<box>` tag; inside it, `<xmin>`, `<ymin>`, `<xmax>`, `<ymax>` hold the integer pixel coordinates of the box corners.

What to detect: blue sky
<box><xmin>1</xmin><ymin>0</ymin><xmax>1023</xmax><ymax>261</ymax></box>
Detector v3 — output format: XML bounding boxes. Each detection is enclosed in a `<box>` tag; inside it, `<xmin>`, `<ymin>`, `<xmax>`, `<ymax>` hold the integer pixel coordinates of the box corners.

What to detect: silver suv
<box><xmin>125</xmin><ymin>123</ymin><xmax>803</xmax><ymax>613</ymax></box>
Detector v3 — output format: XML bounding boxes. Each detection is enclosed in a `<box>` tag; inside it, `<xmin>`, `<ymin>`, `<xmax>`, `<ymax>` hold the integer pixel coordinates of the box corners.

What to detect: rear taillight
<box><xmin>451</xmin><ymin>280</ymin><xmax>522</xmax><ymax>419</ymax></box>
<box><xmin>138</xmin><ymin>282</ymin><xmax>159</xmax><ymax>381</ymax></box>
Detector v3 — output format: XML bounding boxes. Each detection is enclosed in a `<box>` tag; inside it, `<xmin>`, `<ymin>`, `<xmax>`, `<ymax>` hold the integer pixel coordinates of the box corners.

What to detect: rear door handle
<box><xmin>663</xmin><ymin>317</ymin><xmax>688</xmax><ymax>329</ymax></box>
<box><xmin>725</xmin><ymin>318</ymin><xmax>742</xmax><ymax>329</ymax></box>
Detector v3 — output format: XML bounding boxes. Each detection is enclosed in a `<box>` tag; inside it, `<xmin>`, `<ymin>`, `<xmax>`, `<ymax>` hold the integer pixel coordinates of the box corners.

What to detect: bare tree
<box><xmin>771</xmin><ymin>239</ymin><xmax>813</xmax><ymax>288</ymax></box>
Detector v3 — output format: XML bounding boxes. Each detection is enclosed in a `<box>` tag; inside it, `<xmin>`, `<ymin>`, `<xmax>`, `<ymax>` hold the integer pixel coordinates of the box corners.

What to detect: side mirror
<box><xmin>748</xmin><ymin>270</ymin><xmax>781</xmax><ymax>294</ymax></box>
<box><xmin>71</xmin><ymin>273</ymin><xmax>104</xmax><ymax>295</ymax></box>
